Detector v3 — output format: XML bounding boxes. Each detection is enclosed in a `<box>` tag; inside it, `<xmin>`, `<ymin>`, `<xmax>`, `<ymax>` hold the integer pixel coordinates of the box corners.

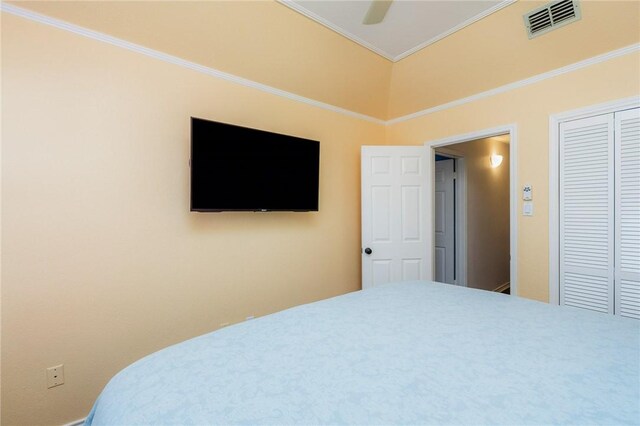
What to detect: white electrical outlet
<box><xmin>46</xmin><ymin>364</ymin><xmax>64</xmax><ymax>388</ymax></box>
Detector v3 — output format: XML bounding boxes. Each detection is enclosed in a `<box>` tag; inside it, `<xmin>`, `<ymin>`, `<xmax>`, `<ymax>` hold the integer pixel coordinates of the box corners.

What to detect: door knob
<box><xmin>364</xmin><ymin>248</ymin><xmax>372</xmax><ymax>255</ymax></box>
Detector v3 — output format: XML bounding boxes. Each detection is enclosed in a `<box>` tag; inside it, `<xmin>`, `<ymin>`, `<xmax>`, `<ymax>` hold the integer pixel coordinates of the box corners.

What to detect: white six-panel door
<box><xmin>361</xmin><ymin>146</ymin><xmax>429</xmax><ymax>289</ymax></box>
<box><xmin>434</xmin><ymin>159</ymin><xmax>455</xmax><ymax>284</ymax></box>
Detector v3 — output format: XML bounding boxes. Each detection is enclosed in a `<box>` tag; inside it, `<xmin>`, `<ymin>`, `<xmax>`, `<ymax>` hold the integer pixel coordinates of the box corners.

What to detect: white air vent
<box><xmin>524</xmin><ymin>0</ymin><xmax>581</xmax><ymax>39</ymax></box>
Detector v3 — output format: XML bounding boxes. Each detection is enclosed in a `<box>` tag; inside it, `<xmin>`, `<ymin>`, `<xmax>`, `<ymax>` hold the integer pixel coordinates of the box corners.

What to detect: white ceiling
<box><xmin>281</xmin><ymin>0</ymin><xmax>515</xmax><ymax>62</ymax></box>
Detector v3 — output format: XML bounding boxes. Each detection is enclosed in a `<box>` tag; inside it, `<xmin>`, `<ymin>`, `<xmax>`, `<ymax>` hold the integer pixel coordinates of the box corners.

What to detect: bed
<box><xmin>86</xmin><ymin>281</ymin><xmax>639</xmax><ymax>425</ymax></box>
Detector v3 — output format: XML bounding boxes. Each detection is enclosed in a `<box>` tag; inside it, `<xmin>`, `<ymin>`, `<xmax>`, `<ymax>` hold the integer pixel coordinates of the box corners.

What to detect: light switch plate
<box><xmin>523</xmin><ymin>185</ymin><xmax>532</xmax><ymax>201</ymax></box>
<box><xmin>523</xmin><ymin>201</ymin><xmax>534</xmax><ymax>216</ymax></box>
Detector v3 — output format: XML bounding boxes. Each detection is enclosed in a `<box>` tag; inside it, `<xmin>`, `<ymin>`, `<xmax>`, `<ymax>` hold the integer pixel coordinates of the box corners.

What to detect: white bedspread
<box><xmin>86</xmin><ymin>281</ymin><xmax>640</xmax><ymax>425</ymax></box>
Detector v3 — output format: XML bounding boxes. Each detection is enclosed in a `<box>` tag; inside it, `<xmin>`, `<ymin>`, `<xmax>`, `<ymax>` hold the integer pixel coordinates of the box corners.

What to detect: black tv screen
<box><xmin>190</xmin><ymin>117</ymin><xmax>320</xmax><ymax>212</ymax></box>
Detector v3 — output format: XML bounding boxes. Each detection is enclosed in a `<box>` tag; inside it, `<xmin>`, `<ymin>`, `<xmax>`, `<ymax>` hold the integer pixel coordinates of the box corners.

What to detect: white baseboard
<box><xmin>493</xmin><ymin>282</ymin><xmax>510</xmax><ymax>293</ymax></box>
<box><xmin>62</xmin><ymin>417</ymin><xmax>86</xmax><ymax>426</ymax></box>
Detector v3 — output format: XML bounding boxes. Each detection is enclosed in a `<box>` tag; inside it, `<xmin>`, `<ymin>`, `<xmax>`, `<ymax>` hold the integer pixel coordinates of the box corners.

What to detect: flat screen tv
<box><xmin>190</xmin><ymin>117</ymin><xmax>320</xmax><ymax>212</ymax></box>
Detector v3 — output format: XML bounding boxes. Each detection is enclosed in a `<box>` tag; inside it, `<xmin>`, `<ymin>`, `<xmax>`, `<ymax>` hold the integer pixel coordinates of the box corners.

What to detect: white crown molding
<box><xmin>2</xmin><ymin>3</ymin><xmax>639</xmax><ymax>128</ymax></box>
<box><xmin>0</xmin><ymin>3</ymin><xmax>386</xmax><ymax>126</ymax></box>
<box><xmin>387</xmin><ymin>42</ymin><xmax>640</xmax><ymax>125</ymax></box>
<box><xmin>278</xmin><ymin>0</ymin><xmax>395</xmax><ymax>62</ymax></box>
<box><xmin>393</xmin><ymin>0</ymin><xmax>516</xmax><ymax>62</ymax></box>
<box><xmin>279</xmin><ymin>0</ymin><xmax>515</xmax><ymax>62</ymax></box>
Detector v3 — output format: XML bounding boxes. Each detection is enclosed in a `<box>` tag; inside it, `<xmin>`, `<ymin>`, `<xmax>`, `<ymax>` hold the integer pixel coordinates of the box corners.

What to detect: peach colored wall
<box><xmin>0</xmin><ymin>10</ymin><xmax>4</xmax><ymax>422</ymax></box>
<box><xmin>1</xmin><ymin>14</ymin><xmax>385</xmax><ymax>425</ymax></box>
<box><xmin>11</xmin><ymin>1</ymin><xmax>639</xmax><ymax>123</ymax></box>
<box><xmin>10</xmin><ymin>1</ymin><xmax>393</xmax><ymax>120</ymax></box>
<box><xmin>388</xmin><ymin>1</ymin><xmax>640</xmax><ymax>119</ymax></box>
<box><xmin>387</xmin><ymin>52</ymin><xmax>640</xmax><ymax>302</ymax></box>
<box><xmin>2</xmin><ymin>2</ymin><xmax>640</xmax><ymax>425</ymax></box>
<box><xmin>438</xmin><ymin>138</ymin><xmax>510</xmax><ymax>292</ymax></box>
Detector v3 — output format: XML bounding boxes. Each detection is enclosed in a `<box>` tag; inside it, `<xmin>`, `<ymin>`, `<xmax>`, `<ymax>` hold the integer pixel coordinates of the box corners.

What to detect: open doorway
<box><xmin>434</xmin><ymin>135</ymin><xmax>511</xmax><ymax>295</ymax></box>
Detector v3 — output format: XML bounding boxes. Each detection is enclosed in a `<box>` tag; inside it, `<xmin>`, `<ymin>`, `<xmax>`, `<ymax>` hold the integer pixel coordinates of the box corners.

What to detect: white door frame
<box><xmin>425</xmin><ymin>124</ymin><xmax>518</xmax><ymax>296</ymax></box>
<box><xmin>548</xmin><ymin>96</ymin><xmax>640</xmax><ymax>305</ymax></box>
<box><xmin>434</xmin><ymin>149</ymin><xmax>467</xmax><ymax>287</ymax></box>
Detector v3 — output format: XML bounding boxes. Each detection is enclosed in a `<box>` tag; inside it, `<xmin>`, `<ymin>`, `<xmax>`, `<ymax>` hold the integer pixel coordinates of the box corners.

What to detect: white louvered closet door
<box><xmin>615</xmin><ymin>108</ymin><xmax>640</xmax><ymax>319</ymax></box>
<box><xmin>560</xmin><ymin>114</ymin><xmax>615</xmax><ymax>314</ymax></box>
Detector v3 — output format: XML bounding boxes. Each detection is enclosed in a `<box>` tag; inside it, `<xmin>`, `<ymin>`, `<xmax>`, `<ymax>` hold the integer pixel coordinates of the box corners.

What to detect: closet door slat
<box><xmin>615</xmin><ymin>108</ymin><xmax>640</xmax><ymax>319</ymax></box>
<box><xmin>560</xmin><ymin>114</ymin><xmax>614</xmax><ymax>314</ymax></box>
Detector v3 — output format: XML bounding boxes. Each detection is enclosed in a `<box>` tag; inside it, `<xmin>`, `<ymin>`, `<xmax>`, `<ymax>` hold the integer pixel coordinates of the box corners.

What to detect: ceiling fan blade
<box><xmin>362</xmin><ymin>0</ymin><xmax>393</xmax><ymax>25</ymax></box>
